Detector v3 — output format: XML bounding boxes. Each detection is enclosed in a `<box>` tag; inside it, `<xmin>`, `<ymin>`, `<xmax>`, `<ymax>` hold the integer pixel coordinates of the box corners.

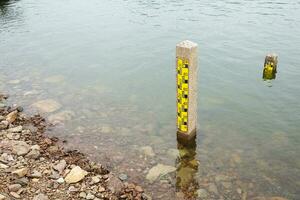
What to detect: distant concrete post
<box><xmin>176</xmin><ymin>40</ymin><xmax>198</xmax><ymax>140</ymax></box>
<box><xmin>263</xmin><ymin>53</ymin><xmax>278</xmax><ymax>80</ymax></box>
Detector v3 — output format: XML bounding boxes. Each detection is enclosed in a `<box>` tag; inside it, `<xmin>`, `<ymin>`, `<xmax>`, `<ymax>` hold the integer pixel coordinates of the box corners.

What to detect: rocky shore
<box><xmin>0</xmin><ymin>93</ymin><xmax>150</xmax><ymax>200</ymax></box>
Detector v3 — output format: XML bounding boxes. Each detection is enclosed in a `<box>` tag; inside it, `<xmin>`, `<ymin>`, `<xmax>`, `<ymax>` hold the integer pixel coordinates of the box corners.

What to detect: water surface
<box><xmin>1</xmin><ymin>0</ymin><xmax>300</xmax><ymax>199</ymax></box>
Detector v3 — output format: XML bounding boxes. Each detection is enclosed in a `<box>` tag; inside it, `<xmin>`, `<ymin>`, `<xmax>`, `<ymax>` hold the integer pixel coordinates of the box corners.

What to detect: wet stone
<box><xmin>197</xmin><ymin>189</ymin><xmax>208</xmax><ymax>198</ymax></box>
<box><xmin>118</xmin><ymin>173</ymin><xmax>128</xmax><ymax>181</ymax></box>
<box><xmin>31</xmin><ymin>99</ymin><xmax>62</xmax><ymax>113</ymax></box>
<box><xmin>208</xmin><ymin>183</ymin><xmax>218</xmax><ymax>195</ymax></box>
<box><xmin>146</xmin><ymin>164</ymin><xmax>176</xmax><ymax>183</ymax></box>
<box><xmin>140</xmin><ymin>146</ymin><xmax>155</xmax><ymax>157</ymax></box>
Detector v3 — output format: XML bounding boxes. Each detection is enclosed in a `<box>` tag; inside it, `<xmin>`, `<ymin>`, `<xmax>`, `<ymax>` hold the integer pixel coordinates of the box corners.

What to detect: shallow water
<box><xmin>1</xmin><ymin>0</ymin><xmax>300</xmax><ymax>199</ymax></box>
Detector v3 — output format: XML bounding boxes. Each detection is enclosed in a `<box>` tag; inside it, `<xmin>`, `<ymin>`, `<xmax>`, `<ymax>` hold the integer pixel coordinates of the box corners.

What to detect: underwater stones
<box><xmin>167</xmin><ymin>148</ymin><xmax>179</xmax><ymax>159</ymax></box>
<box><xmin>65</xmin><ymin>166</ymin><xmax>88</xmax><ymax>184</ymax></box>
<box><xmin>140</xmin><ymin>146</ymin><xmax>155</xmax><ymax>157</ymax></box>
<box><xmin>107</xmin><ymin>174</ymin><xmax>123</xmax><ymax>194</ymax></box>
<box><xmin>48</xmin><ymin>110</ymin><xmax>74</xmax><ymax>124</ymax></box>
<box><xmin>8</xmin><ymin>80</ymin><xmax>21</xmax><ymax>84</ymax></box>
<box><xmin>146</xmin><ymin>164</ymin><xmax>176</xmax><ymax>183</ymax></box>
<box><xmin>44</xmin><ymin>75</ymin><xmax>65</xmax><ymax>83</ymax></box>
<box><xmin>208</xmin><ymin>183</ymin><xmax>218</xmax><ymax>195</ymax></box>
<box><xmin>197</xmin><ymin>189</ymin><xmax>208</xmax><ymax>198</ymax></box>
<box><xmin>31</xmin><ymin>99</ymin><xmax>61</xmax><ymax>113</ymax></box>
<box><xmin>118</xmin><ymin>173</ymin><xmax>128</xmax><ymax>181</ymax></box>
<box><xmin>101</xmin><ymin>125</ymin><xmax>113</xmax><ymax>134</ymax></box>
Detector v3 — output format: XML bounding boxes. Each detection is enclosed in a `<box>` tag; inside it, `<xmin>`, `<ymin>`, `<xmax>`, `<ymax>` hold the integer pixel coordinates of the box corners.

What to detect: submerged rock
<box><xmin>65</xmin><ymin>166</ymin><xmax>88</xmax><ymax>184</ymax></box>
<box><xmin>140</xmin><ymin>146</ymin><xmax>155</xmax><ymax>157</ymax></box>
<box><xmin>31</xmin><ymin>99</ymin><xmax>62</xmax><ymax>113</ymax></box>
<box><xmin>167</xmin><ymin>148</ymin><xmax>179</xmax><ymax>159</ymax></box>
<box><xmin>197</xmin><ymin>189</ymin><xmax>208</xmax><ymax>198</ymax></box>
<box><xmin>118</xmin><ymin>173</ymin><xmax>128</xmax><ymax>181</ymax></box>
<box><xmin>146</xmin><ymin>164</ymin><xmax>176</xmax><ymax>183</ymax></box>
<box><xmin>44</xmin><ymin>75</ymin><xmax>65</xmax><ymax>83</ymax></box>
<box><xmin>48</xmin><ymin>110</ymin><xmax>74</xmax><ymax>124</ymax></box>
<box><xmin>107</xmin><ymin>174</ymin><xmax>123</xmax><ymax>194</ymax></box>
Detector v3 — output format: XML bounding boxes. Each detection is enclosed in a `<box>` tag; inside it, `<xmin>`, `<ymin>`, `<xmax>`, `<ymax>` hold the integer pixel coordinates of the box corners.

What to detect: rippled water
<box><xmin>1</xmin><ymin>0</ymin><xmax>300</xmax><ymax>199</ymax></box>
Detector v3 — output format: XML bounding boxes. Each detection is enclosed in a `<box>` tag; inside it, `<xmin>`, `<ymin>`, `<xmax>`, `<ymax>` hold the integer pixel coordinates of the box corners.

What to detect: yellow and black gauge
<box><xmin>263</xmin><ymin>61</ymin><xmax>277</xmax><ymax>80</ymax></box>
<box><xmin>177</xmin><ymin>58</ymin><xmax>189</xmax><ymax>133</ymax></box>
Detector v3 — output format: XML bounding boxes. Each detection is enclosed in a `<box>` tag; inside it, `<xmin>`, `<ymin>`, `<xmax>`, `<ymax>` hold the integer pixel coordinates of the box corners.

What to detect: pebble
<box><xmin>118</xmin><ymin>173</ymin><xmax>128</xmax><ymax>181</ymax></box>
<box><xmin>135</xmin><ymin>185</ymin><xmax>143</xmax><ymax>193</ymax></box>
<box><xmin>12</xmin><ymin>141</ymin><xmax>30</xmax><ymax>156</ymax></box>
<box><xmin>6</xmin><ymin>111</ymin><xmax>18</xmax><ymax>123</ymax></box>
<box><xmin>79</xmin><ymin>192</ymin><xmax>86</xmax><ymax>198</ymax></box>
<box><xmin>26</xmin><ymin>149</ymin><xmax>40</xmax><ymax>159</ymax></box>
<box><xmin>0</xmin><ymin>194</ymin><xmax>6</xmax><ymax>200</ymax></box>
<box><xmin>12</xmin><ymin>168</ymin><xmax>28</xmax><ymax>178</ymax></box>
<box><xmin>10</xmin><ymin>192</ymin><xmax>20</xmax><ymax>198</ymax></box>
<box><xmin>86</xmin><ymin>193</ymin><xmax>95</xmax><ymax>199</ymax></box>
<box><xmin>8</xmin><ymin>126</ymin><xmax>23</xmax><ymax>133</ymax></box>
<box><xmin>29</xmin><ymin>170</ymin><xmax>42</xmax><ymax>178</ymax></box>
<box><xmin>57</xmin><ymin>177</ymin><xmax>65</xmax><ymax>184</ymax></box>
<box><xmin>65</xmin><ymin>166</ymin><xmax>88</xmax><ymax>184</ymax></box>
<box><xmin>53</xmin><ymin>159</ymin><xmax>67</xmax><ymax>174</ymax></box>
<box><xmin>0</xmin><ymin>163</ymin><xmax>9</xmax><ymax>169</ymax></box>
<box><xmin>8</xmin><ymin>184</ymin><xmax>22</xmax><ymax>192</ymax></box>
<box><xmin>98</xmin><ymin>186</ymin><xmax>105</xmax><ymax>192</ymax></box>
<box><xmin>91</xmin><ymin>176</ymin><xmax>100</xmax><ymax>184</ymax></box>
<box><xmin>33</xmin><ymin>193</ymin><xmax>49</xmax><ymax>200</ymax></box>
<box><xmin>197</xmin><ymin>189</ymin><xmax>208</xmax><ymax>198</ymax></box>
<box><xmin>68</xmin><ymin>186</ymin><xmax>78</xmax><ymax>192</ymax></box>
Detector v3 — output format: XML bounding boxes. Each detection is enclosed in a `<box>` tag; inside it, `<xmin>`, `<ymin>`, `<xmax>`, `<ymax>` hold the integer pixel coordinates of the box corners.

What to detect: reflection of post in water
<box><xmin>176</xmin><ymin>135</ymin><xmax>199</xmax><ymax>197</ymax></box>
<box><xmin>263</xmin><ymin>54</ymin><xmax>278</xmax><ymax>80</ymax></box>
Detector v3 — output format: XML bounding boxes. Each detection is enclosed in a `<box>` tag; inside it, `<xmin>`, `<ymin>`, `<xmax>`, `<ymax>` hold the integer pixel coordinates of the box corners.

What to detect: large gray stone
<box><xmin>146</xmin><ymin>164</ymin><xmax>176</xmax><ymax>183</ymax></box>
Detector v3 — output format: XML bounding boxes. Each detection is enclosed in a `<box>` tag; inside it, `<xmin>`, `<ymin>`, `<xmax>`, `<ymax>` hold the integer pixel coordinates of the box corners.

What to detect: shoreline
<box><xmin>0</xmin><ymin>93</ymin><xmax>150</xmax><ymax>200</ymax></box>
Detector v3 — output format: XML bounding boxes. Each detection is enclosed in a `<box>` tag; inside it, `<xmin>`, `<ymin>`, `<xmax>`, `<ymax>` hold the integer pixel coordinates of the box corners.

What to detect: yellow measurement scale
<box><xmin>177</xmin><ymin>58</ymin><xmax>189</xmax><ymax>133</ymax></box>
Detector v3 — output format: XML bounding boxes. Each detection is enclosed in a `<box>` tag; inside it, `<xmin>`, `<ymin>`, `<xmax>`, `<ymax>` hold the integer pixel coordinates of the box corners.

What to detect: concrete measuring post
<box><xmin>176</xmin><ymin>40</ymin><xmax>198</xmax><ymax>140</ymax></box>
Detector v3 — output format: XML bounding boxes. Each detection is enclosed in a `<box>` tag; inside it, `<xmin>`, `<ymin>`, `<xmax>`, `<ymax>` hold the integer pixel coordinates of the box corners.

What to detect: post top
<box><xmin>177</xmin><ymin>40</ymin><xmax>198</xmax><ymax>49</ymax></box>
<box><xmin>266</xmin><ymin>53</ymin><xmax>278</xmax><ymax>58</ymax></box>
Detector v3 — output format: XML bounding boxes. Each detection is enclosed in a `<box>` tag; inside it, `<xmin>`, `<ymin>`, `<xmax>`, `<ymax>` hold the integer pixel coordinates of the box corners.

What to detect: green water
<box><xmin>1</xmin><ymin>0</ymin><xmax>300</xmax><ymax>199</ymax></box>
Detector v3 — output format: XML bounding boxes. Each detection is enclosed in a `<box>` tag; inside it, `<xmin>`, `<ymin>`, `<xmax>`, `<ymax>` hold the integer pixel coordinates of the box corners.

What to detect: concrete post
<box><xmin>176</xmin><ymin>40</ymin><xmax>198</xmax><ymax>140</ymax></box>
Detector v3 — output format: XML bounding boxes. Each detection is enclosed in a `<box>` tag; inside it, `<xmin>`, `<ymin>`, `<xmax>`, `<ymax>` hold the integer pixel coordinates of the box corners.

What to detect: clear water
<box><xmin>1</xmin><ymin>0</ymin><xmax>300</xmax><ymax>199</ymax></box>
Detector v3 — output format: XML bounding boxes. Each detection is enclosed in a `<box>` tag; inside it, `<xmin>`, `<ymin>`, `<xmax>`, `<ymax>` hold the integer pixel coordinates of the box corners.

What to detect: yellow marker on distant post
<box><xmin>176</xmin><ymin>40</ymin><xmax>198</xmax><ymax>140</ymax></box>
<box><xmin>263</xmin><ymin>53</ymin><xmax>278</xmax><ymax>80</ymax></box>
